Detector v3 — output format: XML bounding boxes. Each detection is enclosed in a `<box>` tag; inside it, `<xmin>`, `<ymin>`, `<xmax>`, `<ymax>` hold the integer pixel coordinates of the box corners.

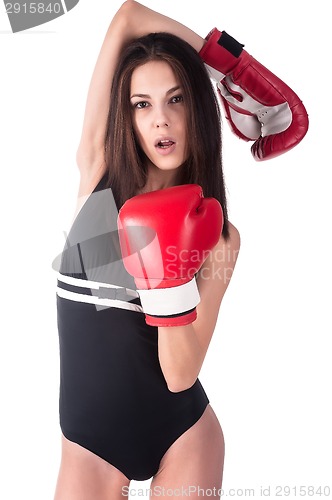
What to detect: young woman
<box><xmin>54</xmin><ymin>1</ymin><xmax>241</xmax><ymax>498</ymax></box>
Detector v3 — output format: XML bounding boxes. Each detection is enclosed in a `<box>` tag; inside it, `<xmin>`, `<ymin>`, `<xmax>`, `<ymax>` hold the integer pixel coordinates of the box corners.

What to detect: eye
<box><xmin>132</xmin><ymin>101</ymin><xmax>150</xmax><ymax>109</ymax></box>
<box><xmin>170</xmin><ymin>95</ymin><xmax>184</xmax><ymax>104</ymax></box>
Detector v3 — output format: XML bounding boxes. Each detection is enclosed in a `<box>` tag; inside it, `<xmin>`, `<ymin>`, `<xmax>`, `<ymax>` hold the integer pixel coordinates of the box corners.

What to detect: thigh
<box><xmin>150</xmin><ymin>404</ymin><xmax>225</xmax><ymax>499</ymax></box>
<box><xmin>53</xmin><ymin>434</ymin><xmax>130</xmax><ymax>500</ymax></box>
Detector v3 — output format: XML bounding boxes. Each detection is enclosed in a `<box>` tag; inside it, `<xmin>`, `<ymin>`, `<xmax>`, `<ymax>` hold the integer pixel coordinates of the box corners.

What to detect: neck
<box><xmin>138</xmin><ymin>164</ymin><xmax>183</xmax><ymax>194</ymax></box>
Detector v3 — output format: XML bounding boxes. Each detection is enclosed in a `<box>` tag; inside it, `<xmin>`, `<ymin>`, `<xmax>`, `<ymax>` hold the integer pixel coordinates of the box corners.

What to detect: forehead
<box><xmin>130</xmin><ymin>60</ymin><xmax>179</xmax><ymax>91</ymax></box>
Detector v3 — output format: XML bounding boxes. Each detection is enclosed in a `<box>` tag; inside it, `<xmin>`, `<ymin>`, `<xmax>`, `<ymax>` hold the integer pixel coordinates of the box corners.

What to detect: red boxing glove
<box><xmin>199</xmin><ymin>28</ymin><xmax>309</xmax><ymax>160</ymax></box>
<box><xmin>117</xmin><ymin>184</ymin><xmax>223</xmax><ymax>327</ymax></box>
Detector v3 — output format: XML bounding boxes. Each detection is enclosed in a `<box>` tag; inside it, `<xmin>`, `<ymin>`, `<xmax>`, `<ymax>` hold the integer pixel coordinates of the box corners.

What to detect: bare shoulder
<box><xmin>77</xmin><ymin>164</ymin><xmax>107</xmax><ymax>198</ymax></box>
<box><xmin>209</xmin><ymin>220</ymin><xmax>240</xmax><ymax>265</ymax></box>
<box><xmin>224</xmin><ymin>220</ymin><xmax>241</xmax><ymax>257</ymax></box>
<box><xmin>70</xmin><ymin>167</ymin><xmax>107</xmax><ymax>224</ymax></box>
<box><xmin>196</xmin><ymin>220</ymin><xmax>240</xmax><ymax>290</ymax></box>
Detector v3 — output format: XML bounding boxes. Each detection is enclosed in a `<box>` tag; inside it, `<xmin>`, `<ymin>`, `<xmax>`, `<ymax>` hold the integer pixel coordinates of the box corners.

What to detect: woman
<box><xmin>54</xmin><ymin>1</ymin><xmax>240</xmax><ymax>498</ymax></box>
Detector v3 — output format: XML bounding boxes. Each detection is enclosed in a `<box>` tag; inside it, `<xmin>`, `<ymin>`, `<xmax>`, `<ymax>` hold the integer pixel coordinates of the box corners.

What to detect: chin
<box><xmin>157</xmin><ymin>164</ymin><xmax>182</xmax><ymax>171</ymax></box>
<box><xmin>145</xmin><ymin>151</ymin><xmax>187</xmax><ymax>172</ymax></box>
<box><xmin>153</xmin><ymin>157</ymin><xmax>185</xmax><ymax>171</ymax></box>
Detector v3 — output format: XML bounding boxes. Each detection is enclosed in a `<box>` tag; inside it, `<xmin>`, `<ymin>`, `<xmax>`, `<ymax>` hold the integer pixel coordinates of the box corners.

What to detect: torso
<box><xmin>55</xmin><ymin>171</ymin><xmax>210</xmax><ymax>481</ymax></box>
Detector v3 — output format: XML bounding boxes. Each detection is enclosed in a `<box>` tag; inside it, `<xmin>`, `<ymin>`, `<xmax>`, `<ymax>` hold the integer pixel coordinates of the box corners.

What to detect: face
<box><xmin>130</xmin><ymin>60</ymin><xmax>188</xmax><ymax>172</ymax></box>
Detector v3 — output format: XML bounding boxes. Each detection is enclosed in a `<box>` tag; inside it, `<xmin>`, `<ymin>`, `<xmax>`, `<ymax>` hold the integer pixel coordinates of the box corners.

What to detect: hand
<box><xmin>199</xmin><ymin>28</ymin><xmax>309</xmax><ymax>160</ymax></box>
<box><xmin>117</xmin><ymin>184</ymin><xmax>223</xmax><ymax>327</ymax></box>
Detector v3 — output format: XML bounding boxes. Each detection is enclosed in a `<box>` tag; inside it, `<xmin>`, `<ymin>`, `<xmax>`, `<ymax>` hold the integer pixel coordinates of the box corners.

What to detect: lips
<box><xmin>154</xmin><ymin>136</ymin><xmax>176</xmax><ymax>149</ymax></box>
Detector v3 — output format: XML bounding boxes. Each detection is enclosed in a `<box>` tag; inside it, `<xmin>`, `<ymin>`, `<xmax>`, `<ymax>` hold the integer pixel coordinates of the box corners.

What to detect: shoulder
<box><xmin>196</xmin><ymin>220</ymin><xmax>240</xmax><ymax>294</ymax></box>
<box><xmin>206</xmin><ymin>220</ymin><xmax>240</xmax><ymax>271</ymax></box>
<box><xmin>77</xmin><ymin>165</ymin><xmax>107</xmax><ymax>198</ymax></box>
<box><xmin>222</xmin><ymin>220</ymin><xmax>241</xmax><ymax>258</ymax></box>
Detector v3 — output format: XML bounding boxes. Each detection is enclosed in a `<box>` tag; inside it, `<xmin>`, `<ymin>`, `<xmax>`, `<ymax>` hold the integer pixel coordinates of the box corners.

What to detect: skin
<box><xmin>54</xmin><ymin>2</ymin><xmax>241</xmax><ymax>499</ymax></box>
<box><xmin>130</xmin><ymin>60</ymin><xmax>240</xmax><ymax>397</ymax></box>
<box><xmin>130</xmin><ymin>60</ymin><xmax>187</xmax><ymax>192</ymax></box>
<box><xmin>75</xmin><ymin>0</ymin><xmax>205</xmax><ymax>199</ymax></box>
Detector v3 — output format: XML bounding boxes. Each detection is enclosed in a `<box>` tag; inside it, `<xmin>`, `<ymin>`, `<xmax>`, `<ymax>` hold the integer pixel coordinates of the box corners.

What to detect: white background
<box><xmin>0</xmin><ymin>1</ymin><xmax>331</xmax><ymax>498</ymax></box>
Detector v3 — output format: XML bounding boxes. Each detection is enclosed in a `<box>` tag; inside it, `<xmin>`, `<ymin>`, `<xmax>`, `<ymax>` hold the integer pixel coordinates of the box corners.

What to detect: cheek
<box><xmin>133</xmin><ymin>115</ymin><xmax>148</xmax><ymax>146</ymax></box>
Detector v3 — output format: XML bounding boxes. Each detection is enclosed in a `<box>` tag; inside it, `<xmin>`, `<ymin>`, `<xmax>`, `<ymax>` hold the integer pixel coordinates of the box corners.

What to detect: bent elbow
<box><xmin>166</xmin><ymin>377</ymin><xmax>197</xmax><ymax>394</ymax></box>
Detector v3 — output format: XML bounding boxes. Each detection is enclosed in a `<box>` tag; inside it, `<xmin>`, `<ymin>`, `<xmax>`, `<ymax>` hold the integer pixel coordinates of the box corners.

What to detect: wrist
<box><xmin>200</xmin><ymin>27</ymin><xmax>245</xmax><ymax>75</ymax></box>
<box><xmin>137</xmin><ymin>276</ymin><xmax>200</xmax><ymax>325</ymax></box>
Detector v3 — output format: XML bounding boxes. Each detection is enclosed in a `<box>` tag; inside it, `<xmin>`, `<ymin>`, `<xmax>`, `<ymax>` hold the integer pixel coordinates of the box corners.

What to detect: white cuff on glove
<box><xmin>137</xmin><ymin>277</ymin><xmax>200</xmax><ymax>316</ymax></box>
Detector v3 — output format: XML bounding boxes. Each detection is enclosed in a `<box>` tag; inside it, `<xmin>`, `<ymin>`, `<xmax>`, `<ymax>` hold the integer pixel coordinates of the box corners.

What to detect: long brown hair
<box><xmin>104</xmin><ymin>32</ymin><xmax>230</xmax><ymax>240</ymax></box>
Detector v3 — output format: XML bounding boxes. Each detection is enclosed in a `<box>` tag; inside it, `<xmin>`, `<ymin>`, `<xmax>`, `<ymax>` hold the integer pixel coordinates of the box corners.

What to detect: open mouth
<box><xmin>156</xmin><ymin>140</ymin><xmax>175</xmax><ymax>149</ymax></box>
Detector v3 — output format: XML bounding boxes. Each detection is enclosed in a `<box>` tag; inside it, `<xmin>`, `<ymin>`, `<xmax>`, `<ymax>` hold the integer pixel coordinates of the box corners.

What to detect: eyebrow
<box><xmin>130</xmin><ymin>85</ymin><xmax>181</xmax><ymax>99</ymax></box>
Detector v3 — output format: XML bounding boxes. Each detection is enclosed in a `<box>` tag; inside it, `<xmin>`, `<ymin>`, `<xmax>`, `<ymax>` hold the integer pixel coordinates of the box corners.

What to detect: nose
<box><xmin>154</xmin><ymin>106</ymin><xmax>170</xmax><ymax>128</ymax></box>
<box><xmin>156</xmin><ymin>121</ymin><xmax>169</xmax><ymax>128</ymax></box>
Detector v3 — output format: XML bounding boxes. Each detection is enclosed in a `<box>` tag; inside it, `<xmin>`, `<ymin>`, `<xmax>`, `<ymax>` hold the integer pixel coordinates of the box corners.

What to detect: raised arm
<box><xmin>76</xmin><ymin>0</ymin><xmax>205</xmax><ymax>196</ymax></box>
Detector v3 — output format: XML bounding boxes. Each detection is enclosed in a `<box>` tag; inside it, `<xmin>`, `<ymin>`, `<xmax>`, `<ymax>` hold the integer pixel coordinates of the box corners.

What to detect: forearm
<box><xmin>76</xmin><ymin>2</ymin><xmax>131</xmax><ymax>168</ymax></box>
<box><xmin>125</xmin><ymin>0</ymin><xmax>205</xmax><ymax>52</ymax></box>
<box><xmin>77</xmin><ymin>0</ymin><xmax>205</xmax><ymax>172</ymax></box>
<box><xmin>158</xmin><ymin>323</ymin><xmax>204</xmax><ymax>393</ymax></box>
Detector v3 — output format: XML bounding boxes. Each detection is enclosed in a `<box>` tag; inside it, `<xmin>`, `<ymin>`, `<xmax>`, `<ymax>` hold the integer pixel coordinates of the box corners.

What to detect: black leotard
<box><xmin>56</xmin><ymin>174</ymin><xmax>209</xmax><ymax>481</ymax></box>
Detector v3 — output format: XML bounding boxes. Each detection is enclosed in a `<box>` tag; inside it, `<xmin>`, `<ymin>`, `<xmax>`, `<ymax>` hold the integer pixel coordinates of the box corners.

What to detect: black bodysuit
<box><xmin>56</xmin><ymin>174</ymin><xmax>209</xmax><ymax>481</ymax></box>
